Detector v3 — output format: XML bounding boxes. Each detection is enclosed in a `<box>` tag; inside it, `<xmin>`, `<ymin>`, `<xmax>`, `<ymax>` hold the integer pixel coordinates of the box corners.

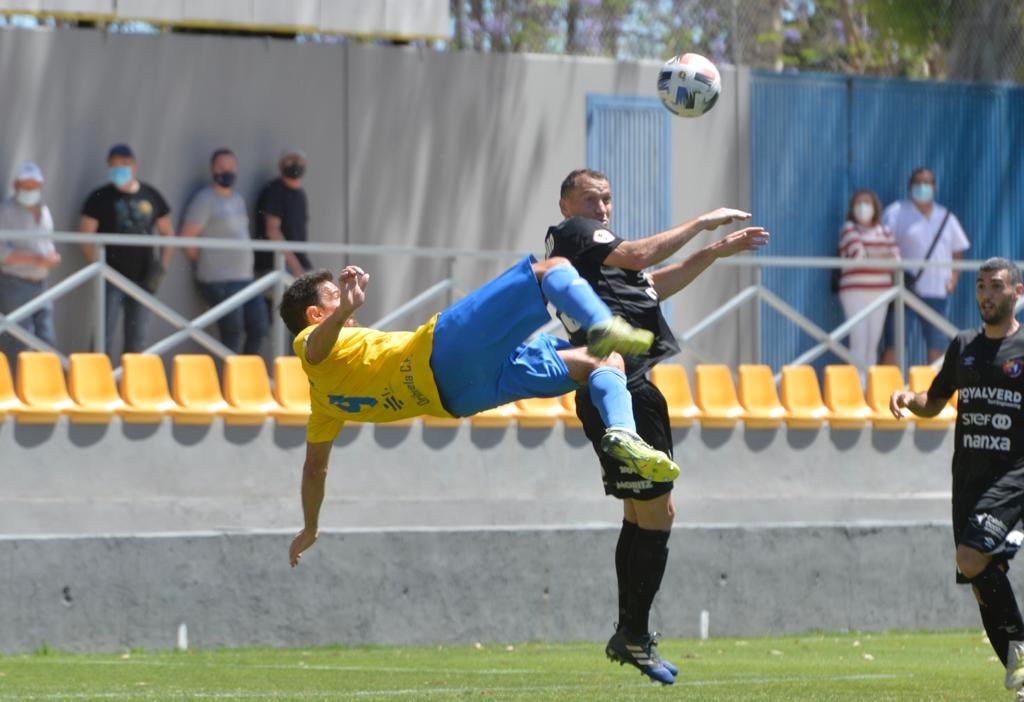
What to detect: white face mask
<box><xmin>15</xmin><ymin>189</ymin><xmax>41</xmax><ymax>207</ymax></box>
<box><xmin>853</xmin><ymin>201</ymin><xmax>874</xmax><ymax>225</ymax></box>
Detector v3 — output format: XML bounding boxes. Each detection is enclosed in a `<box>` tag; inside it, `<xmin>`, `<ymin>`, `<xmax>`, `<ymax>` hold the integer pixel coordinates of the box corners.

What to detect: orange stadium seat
<box><xmin>171</xmin><ymin>354</ymin><xmax>264</xmax><ymax>426</ymax></box>
<box><xmin>515</xmin><ymin>396</ymin><xmax>569</xmax><ymax>428</ymax></box>
<box><xmin>273</xmin><ymin>356</ymin><xmax>311</xmax><ymax>421</ymax></box>
<box><xmin>908</xmin><ymin>365</ymin><xmax>957</xmax><ymax>429</ymax></box>
<box><xmin>823</xmin><ymin>365</ymin><xmax>872</xmax><ymax>429</ymax></box>
<box><xmin>780</xmin><ymin>365</ymin><xmax>830</xmax><ymax>429</ymax></box>
<box><xmin>694</xmin><ymin>364</ymin><xmax>744</xmax><ymax>428</ymax></box>
<box><xmin>120</xmin><ymin>353</ymin><xmax>177</xmax><ymax>422</ymax></box>
<box><xmin>225</xmin><ymin>355</ymin><xmax>307</xmax><ymax>426</ymax></box>
<box><xmin>422</xmin><ymin>414</ymin><xmax>463</xmax><ymax>428</ymax></box>
<box><xmin>738</xmin><ymin>364</ymin><xmax>786</xmax><ymax>429</ymax></box>
<box><xmin>468</xmin><ymin>402</ymin><xmax>519</xmax><ymax>428</ymax></box>
<box><xmin>15</xmin><ymin>351</ymin><xmax>72</xmax><ymax>423</ymax></box>
<box><xmin>66</xmin><ymin>353</ymin><xmax>124</xmax><ymax>424</ymax></box>
<box><xmin>866</xmin><ymin>365</ymin><xmax>905</xmax><ymax>430</ymax></box>
<box><xmin>0</xmin><ymin>354</ymin><xmax>24</xmax><ymax>418</ymax></box>
<box><xmin>557</xmin><ymin>392</ymin><xmax>584</xmax><ymax>429</ymax></box>
<box><xmin>650</xmin><ymin>363</ymin><xmax>700</xmax><ymax>428</ymax></box>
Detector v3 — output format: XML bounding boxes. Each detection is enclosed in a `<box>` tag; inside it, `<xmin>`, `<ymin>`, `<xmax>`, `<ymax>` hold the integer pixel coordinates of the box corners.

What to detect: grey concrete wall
<box><xmin>0</xmin><ymin>418</ymin><xmax>955</xmax><ymax>534</ymax></box>
<box><xmin>0</xmin><ymin>27</ymin><xmax>750</xmax><ymax>364</ymax></box>
<box><xmin>0</xmin><ymin>523</ymin><xmax>1000</xmax><ymax>654</ymax></box>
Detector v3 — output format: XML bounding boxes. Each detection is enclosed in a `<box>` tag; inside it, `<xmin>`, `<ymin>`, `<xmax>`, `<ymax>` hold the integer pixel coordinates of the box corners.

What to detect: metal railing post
<box><xmin>445</xmin><ymin>256</ymin><xmax>455</xmax><ymax>308</ymax></box>
<box><xmin>753</xmin><ymin>263</ymin><xmax>762</xmax><ymax>364</ymax></box>
<box><xmin>271</xmin><ymin>251</ymin><xmax>286</xmax><ymax>357</ymax></box>
<box><xmin>894</xmin><ymin>270</ymin><xmax>906</xmax><ymax>374</ymax></box>
<box><xmin>95</xmin><ymin>244</ymin><xmax>106</xmax><ymax>354</ymax></box>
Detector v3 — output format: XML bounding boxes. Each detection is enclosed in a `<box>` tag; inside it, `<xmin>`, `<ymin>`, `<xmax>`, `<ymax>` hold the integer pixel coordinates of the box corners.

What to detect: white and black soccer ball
<box><xmin>656</xmin><ymin>53</ymin><xmax>721</xmax><ymax>118</ymax></box>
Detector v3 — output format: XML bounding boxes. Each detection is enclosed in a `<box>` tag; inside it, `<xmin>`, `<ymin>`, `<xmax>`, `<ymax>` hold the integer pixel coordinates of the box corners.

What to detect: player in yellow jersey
<box><xmin>282</xmin><ymin>255</ymin><xmax>681</xmax><ymax>567</ymax></box>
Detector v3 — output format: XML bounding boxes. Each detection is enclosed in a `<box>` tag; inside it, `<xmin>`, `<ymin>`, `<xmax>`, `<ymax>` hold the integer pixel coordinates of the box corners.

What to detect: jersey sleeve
<box><xmin>80</xmin><ymin>188</ymin><xmax>104</xmax><ymax>219</ymax></box>
<box><xmin>545</xmin><ymin>217</ymin><xmax>623</xmax><ymax>268</ymax></box>
<box><xmin>948</xmin><ymin>212</ymin><xmax>970</xmax><ymax>253</ymax></box>
<box><xmin>151</xmin><ymin>187</ymin><xmax>171</xmax><ymax>219</ymax></box>
<box><xmin>260</xmin><ymin>183</ymin><xmax>285</xmax><ymax>219</ymax></box>
<box><xmin>183</xmin><ymin>189</ymin><xmax>213</xmax><ymax>228</ymax></box>
<box><xmin>928</xmin><ymin>336</ymin><xmax>960</xmax><ymax>401</ymax></box>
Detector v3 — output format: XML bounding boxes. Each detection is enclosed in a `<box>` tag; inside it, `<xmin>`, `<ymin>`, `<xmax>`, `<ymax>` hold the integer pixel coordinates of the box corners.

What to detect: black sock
<box><xmin>971</xmin><ymin>562</ymin><xmax>1024</xmax><ymax>665</ymax></box>
<box><xmin>615</xmin><ymin>520</ymin><xmax>639</xmax><ymax>631</ymax></box>
<box><xmin>625</xmin><ymin>527</ymin><xmax>670</xmax><ymax>637</ymax></box>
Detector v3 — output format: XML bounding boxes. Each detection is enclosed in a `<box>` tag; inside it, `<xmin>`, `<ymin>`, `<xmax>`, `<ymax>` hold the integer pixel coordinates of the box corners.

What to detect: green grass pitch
<box><xmin>0</xmin><ymin>630</ymin><xmax>1010</xmax><ymax>701</ymax></box>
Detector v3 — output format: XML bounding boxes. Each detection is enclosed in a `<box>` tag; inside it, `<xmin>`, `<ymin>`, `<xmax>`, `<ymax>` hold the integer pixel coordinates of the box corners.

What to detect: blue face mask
<box><xmin>910</xmin><ymin>183</ymin><xmax>934</xmax><ymax>204</ymax></box>
<box><xmin>109</xmin><ymin>165</ymin><xmax>134</xmax><ymax>188</ymax></box>
<box><xmin>15</xmin><ymin>189</ymin><xmax>41</xmax><ymax>207</ymax></box>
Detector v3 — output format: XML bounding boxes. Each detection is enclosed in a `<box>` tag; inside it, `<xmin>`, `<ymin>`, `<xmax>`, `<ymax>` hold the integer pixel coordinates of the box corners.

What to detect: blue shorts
<box><xmin>431</xmin><ymin>255</ymin><xmax>578</xmax><ymax>417</ymax></box>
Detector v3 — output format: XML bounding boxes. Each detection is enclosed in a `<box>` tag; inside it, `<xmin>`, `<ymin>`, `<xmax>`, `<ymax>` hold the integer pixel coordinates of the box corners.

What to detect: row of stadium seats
<box><xmin>0</xmin><ymin>352</ymin><xmax>954</xmax><ymax>430</ymax></box>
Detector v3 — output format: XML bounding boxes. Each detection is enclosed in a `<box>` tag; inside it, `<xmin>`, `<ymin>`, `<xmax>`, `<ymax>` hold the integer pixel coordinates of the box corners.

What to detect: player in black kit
<box><xmin>891</xmin><ymin>257</ymin><xmax>1024</xmax><ymax>700</ymax></box>
<box><xmin>547</xmin><ymin>168</ymin><xmax>768</xmax><ymax>684</ymax></box>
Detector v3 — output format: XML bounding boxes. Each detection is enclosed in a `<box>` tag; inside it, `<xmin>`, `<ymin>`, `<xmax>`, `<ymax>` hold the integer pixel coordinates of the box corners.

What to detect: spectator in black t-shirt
<box><xmin>254</xmin><ymin>148</ymin><xmax>311</xmax><ymax>280</ymax></box>
<box><xmin>891</xmin><ymin>258</ymin><xmax>1024</xmax><ymax>695</ymax></box>
<box><xmin>546</xmin><ymin>168</ymin><xmax>767</xmax><ymax>685</ymax></box>
<box><xmin>80</xmin><ymin>144</ymin><xmax>174</xmax><ymax>356</ymax></box>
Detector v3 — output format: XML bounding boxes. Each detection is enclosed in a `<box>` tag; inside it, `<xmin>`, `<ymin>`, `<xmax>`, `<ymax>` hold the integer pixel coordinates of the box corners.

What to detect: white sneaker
<box><xmin>1006</xmin><ymin>641</ymin><xmax>1024</xmax><ymax>690</ymax></box>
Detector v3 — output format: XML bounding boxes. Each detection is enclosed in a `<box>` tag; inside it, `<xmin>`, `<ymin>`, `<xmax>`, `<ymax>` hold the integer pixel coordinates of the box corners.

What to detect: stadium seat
<box><xmin>0</xmin><ymin>354</ymin><xmax>21</xmax><ymax>418</ymax></box>
<box><xmin>780</xmin><ymin>365</ymin><xmax>830</xmax><ymax>429</ymax></box>
<box><xmin>866</xmin><ymin>365</ymin><xmax>905</xmax><ymax>430</ymax></box>
<box><xmin>737</xmin><ymin>364</ymin><xmax>786</xmax><ymax>429</ymax></box>
<box><xmin>171</xmin><ymin>354</ymin><xmax>265</xmax><ymax>425</ymax></box>
<box><xmin>823</xmin><ymin>365</ymin><xmax>873</xmax><ymax>429</ymax></box>
<box><xmin>468</xmin><ymin>402</ymin><xmax>519</xmax><ymax>428</ymax></box>
<box><xmin>67</xmin><ymin>353</ymin><xmax>125</xmax><ymax>423</ymax></box>
<box><xmin>422</xmin><ymin>414</ymin><xmax>463</xmax><ymax>428</ymax></box>
<box><xmin>120</xmin><ymin>353</ymin><xmax>177</xmax><ymax>422</ymax></box>
<box><xmin>557</xmin><ymin>392</ymin><xmax>584</xmax><ymax>429</ymax></box>
<box><xmin>225</xmin><ymin>355</ymin><xmax>306</xmax><ymax>426</ymax></box>
<box><xmin>515</xmin><ymin>396</ymin><xmax>570</xmax><ymax>428</ymax></box>
<box><xmin>272</xmin><ymin>356</ymin><xmax>311</xmax><ymax>423</ymax></box>
<box><xmin>650</xmin><ymin>363</ymin><xmax>700</xmax><ymax>427</ymax></box>
<box><xmin>694</xmin><ymin>364</ymin><xmax>744</xmax><ymax>428</ymax></box>
<box><xmin>908</xmin><ymin>365</ymin><xmax>957</xmax><ymax>429</ymax></box>
<box><xmin>15</xmin><ymin>351</ymin><xmax>72</xmax><ymax>423</ymax></box>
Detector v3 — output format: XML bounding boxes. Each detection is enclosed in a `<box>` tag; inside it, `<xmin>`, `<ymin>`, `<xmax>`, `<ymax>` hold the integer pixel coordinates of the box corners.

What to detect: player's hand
<box><xmin>714</xmin><ymin>227</ymin><xmax>769</xmax><ymax>258</ymax></box>
<box><xmin>700</xmin><ymin>207</ymin><xmax>752</xmax><ymax>231</ymax></box>
<box><xmin>338</xmin><ymin>266</ymin><xmax>370</xmax><ymax>312</ymax></box>
<box><xmin>289</xmin><ymin>528</ymin><xmax>319</xmax><ymax>568</ymax></box>
<box><xmin>889</xmin><ymin>390</ymin><xmax>914</xmax><ymax>419</ymax></box>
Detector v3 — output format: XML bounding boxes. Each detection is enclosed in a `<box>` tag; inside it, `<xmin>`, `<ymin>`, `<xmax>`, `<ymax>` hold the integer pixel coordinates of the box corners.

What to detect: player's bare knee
<box><xmin>596</xmin><ymin>351</ymin><xmax>625</xmax><ymax>372</ymax></box>
<box><xmin>534</xmin><ymin>256</ymin><xmax>572</xmax><ymax>280</ymax></box>
<box><xmin>955</xmin><ymin>545</ymin><xmax>990</xmax><ymax>580</ymax></box>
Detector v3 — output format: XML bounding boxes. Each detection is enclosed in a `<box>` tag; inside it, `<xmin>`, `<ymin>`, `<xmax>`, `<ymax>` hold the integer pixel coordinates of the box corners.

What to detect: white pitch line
<box><xmin>0</xmin><ymin>673</ymin><xmax>911</xmax><ymax>700</ymax></box>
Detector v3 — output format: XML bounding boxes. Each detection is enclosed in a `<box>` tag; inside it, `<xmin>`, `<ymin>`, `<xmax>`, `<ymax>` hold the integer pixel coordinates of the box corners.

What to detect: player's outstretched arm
<box><xmin>305</xmin><ymin>266</ymin><xmax>370</xmax><ymax>365</ymax></box>
<box><xmin>607</xmin><ymin>207</ymin><xmax>752</xmax><ymax>270</ymax></box>
<box><xmin>290</xmin><ymin>440</ymin><xmax>334</xmax><ymax>568</ymax></box>
<box><xmin>889</xmin><ymin>389</ymin><xmax>948</xmax><ymax>419</ymax></box>
<box><xmin>648</xmin><ymin>226</ymin><xmax>769</xmax><ymax>300</ymax></box>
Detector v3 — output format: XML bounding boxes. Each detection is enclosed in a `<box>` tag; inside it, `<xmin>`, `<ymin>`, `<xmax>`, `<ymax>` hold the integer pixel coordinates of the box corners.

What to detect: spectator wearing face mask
<box><xmin>836</xmin><ymin>189</ymin><xmax>899</xmax><ymax>370</ymax></box>
<box><xmin>253</xmin><ymin>148</ymin><xmax>311</xmax><ymax>280</ymax></box>
<box><xmin>180</xmin><ymin>148</ymin><xmax>267</xmax><ymax>355</ymax></box>
<box><xmin>80</xmin><ymin>144</ymin><xmax>174</xmax><ymax>357</ymax></box>
<box><xmin>0</xmin><ymin>161</ymin><xmax>60</xmax><ymax>361</ymax></box>
<box><xmin>880</xmin><ymin>167</ymin><xmax>970</xmax><ymax>365</ymax></box>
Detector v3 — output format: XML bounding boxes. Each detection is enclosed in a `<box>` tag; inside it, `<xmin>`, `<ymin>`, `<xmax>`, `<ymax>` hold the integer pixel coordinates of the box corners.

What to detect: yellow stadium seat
<box><xmin>694</xmin><ymin>364</ymin><xmax>744</xmax><ymax>428</ymax></box>
<box><xmin>67</xmin><ymin>353</ymin><xmax>123</xmax><ymax>424</ymax></box>
<box><xmin>422</xmin><ymin>414</ymin><xmax>463</xmax><ymax>428</ymax></box>
<box><xmin>272</xmin><ymin>356</ymin><xmax>311</xmax><ymax>426</ymax></box>
<box><xmin>824</xmin><ymin>365</ymin><xmax>872</xmax><ymax>429</ymax></box>
<box><xmin>738</xmin><ymin>364</ymin><xmax>786</xmax><ymax>429</ymax></box>
<box><xmin>468</xmin><ymin>402</ymin><xmax>519</xmax><ymax>428</ymax></box>
<box><xmin>120</xmin><ymin>353</ymin><xmax>177</xmax><ymax>422</ymax></box>
<box><xmin>650</xmin><ymin>363</ymin><xmax>700</xmax><ymax>428</ymax></box>
<box><xmin>170</xmin><ymin>354</ymin><xmax>264</xmax><ymax>425</ymax></box>
<box><xmin>15</xmin><ymin>351</ymin><xmax>72</xmax><ymax>423</ymax></box>
<box><xmin>557</xmin><ymin>392</ymin><xmax>584</xmax><ymax>429</ymax></box>
<box><xmin>515</xmin><ymin>396</ymin><xmax>570</xmax><ymax>428</ymax></box>
<box><xmin>0</xmin><ymin>354</ymin><xmax>23</xmax><ymax>417</ymax></box>
<box><xmin>780</xmin><ymin>365</ymin><xmax>830</xmax><ymax>429</ymax></box>
<box><xmin>908</xmin><ymin>365</ymin><xmax>957</xmax><ymax>429</ymax></box>
<box><xmin>225</xmin><ymin>355</ymin><xmax>307</xmax><ymax>426</ymax></box>
<box><xmin>866</xmin><ymin>365</ymin><xmax>906</xmax><ymax>430</ymax></box>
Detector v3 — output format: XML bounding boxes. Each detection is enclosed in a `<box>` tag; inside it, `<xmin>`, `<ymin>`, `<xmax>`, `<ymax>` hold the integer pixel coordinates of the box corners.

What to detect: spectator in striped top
<box><xmin>837</xmin><ymin>189</ymin><xmax>900</xmax><ymax>369</ymax></box>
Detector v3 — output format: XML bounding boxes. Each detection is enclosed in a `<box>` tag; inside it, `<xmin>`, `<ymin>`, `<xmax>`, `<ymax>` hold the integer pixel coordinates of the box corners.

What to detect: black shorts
<box><xmin>953</xmin><ymin>463</ymin><xmax>1024</xmax><ymax>582</ymax></box>
<box><xmin>575</xmin><ymin>378</ymin><xmax>674</xmax><ymax>501</ymax></box>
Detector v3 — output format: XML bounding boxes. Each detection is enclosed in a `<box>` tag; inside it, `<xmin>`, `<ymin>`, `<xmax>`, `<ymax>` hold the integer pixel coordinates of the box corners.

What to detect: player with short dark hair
<box><xmin>549</xmin><ymin>168</ymin><xmax>769</xmax><ymax>684</ymax></box>
<box><xmin>891</xmin><ymin>257</ymin><xmax>1024</xmax><ymax>700</ymax></box>
<box><xmin>285</xmin><ymin>255</ymin><xmax>682</xmax><ymax>568</ymax></box>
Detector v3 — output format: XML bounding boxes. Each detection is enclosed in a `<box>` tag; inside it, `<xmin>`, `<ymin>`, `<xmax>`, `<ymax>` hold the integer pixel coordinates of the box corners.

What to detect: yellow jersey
<box><xmin>294</xmin><ymin>314</ymin><xmax>454</xmax><ymax>443</ymax></box>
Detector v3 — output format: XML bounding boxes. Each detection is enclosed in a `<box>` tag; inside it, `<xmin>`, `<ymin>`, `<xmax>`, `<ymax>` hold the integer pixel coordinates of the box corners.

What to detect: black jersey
<box><xmin>930</xmin><ymin>325</ymin><xmax>1024</xmax><ymax>476</ymax></box>
<box><xmin>545</xmin><ymin>216</ymin><xmax>680</xmax><ymax>379</ymax></box>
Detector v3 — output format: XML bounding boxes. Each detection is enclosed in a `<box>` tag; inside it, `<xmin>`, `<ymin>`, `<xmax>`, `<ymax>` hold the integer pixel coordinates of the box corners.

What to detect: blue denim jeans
<box><xmin>198</xmin><ymin>280</ymin><xmax>269</xmax><ymax>354</ymax></box>
<box><xmin>104</xmin><ymin>281</ymin><xmax>149</xmax><ymax>355</ymax></box>
<box><xmin>0</xmin><ymin>272</ymin><xmax>56</xmax><ymax>361</ymax></box>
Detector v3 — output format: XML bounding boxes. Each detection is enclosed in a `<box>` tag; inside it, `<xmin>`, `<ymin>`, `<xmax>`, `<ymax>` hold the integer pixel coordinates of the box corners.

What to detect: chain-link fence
<box><xmin>450</xmin><ymin>0</ymin><xmax>1024</xmax><ymax>82</ymax></box>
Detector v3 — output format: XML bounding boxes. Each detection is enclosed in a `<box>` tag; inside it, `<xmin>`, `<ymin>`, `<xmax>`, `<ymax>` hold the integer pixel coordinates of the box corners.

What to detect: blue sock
<box><xmin>588</xmin><ymin>366</ymin><xmax>636</xmax><ymax>432</ymax></box>
<box><xmin>540</xmin><ymin>264</ymin><xmax>613</xmax><ymax>330</ymax></box>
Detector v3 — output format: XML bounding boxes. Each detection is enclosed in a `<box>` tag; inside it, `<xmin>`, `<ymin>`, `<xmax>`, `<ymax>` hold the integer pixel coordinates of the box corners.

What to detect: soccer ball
<box><xmin>656</xmin><ymin>53</ymin><xmax>721</xmax><ymax>118</ymax></box>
